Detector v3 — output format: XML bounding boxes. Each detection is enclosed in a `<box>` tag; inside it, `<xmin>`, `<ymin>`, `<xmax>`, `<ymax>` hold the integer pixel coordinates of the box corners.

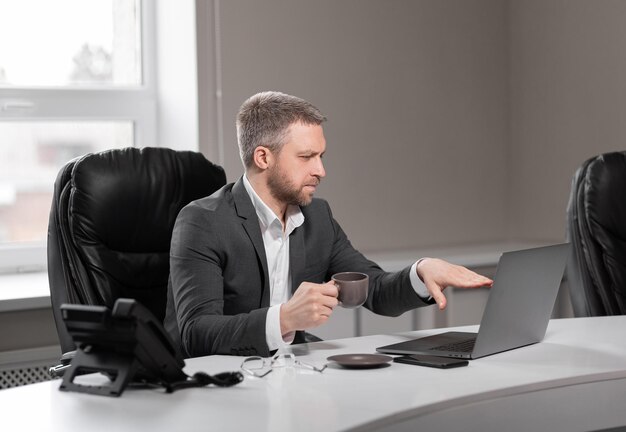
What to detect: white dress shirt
<box><xmin>243</xmin><ymin>176</ymin><xmax>303</xmax><ymax>351</ymax></box>
<box><xmin>242</xmin><ymin>175</ymin><xmax>430</xmax><ymax>352</ymax></box>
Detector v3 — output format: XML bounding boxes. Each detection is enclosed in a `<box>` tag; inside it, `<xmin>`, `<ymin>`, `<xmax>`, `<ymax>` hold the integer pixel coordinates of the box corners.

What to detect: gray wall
<box><xmin>200</xmin><ymin>0</ymin><xmax>510</xmax><ymax>253</ymax></box>
<box><xmin>198</xmin><ymin>0</ymin><xmax>626</xmax><ymax>253</ymax></box>
<box><xmin>509</xmin><ymin>0</ymin><xmax>626</xmax><ymax>241</ymax></box>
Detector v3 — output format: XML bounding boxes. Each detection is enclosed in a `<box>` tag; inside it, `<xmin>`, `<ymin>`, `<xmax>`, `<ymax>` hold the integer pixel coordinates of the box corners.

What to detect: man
<box><xmin>164</xmin><ymin>91</ymin><xmax>492</xmax><ymax>358</ymax></box>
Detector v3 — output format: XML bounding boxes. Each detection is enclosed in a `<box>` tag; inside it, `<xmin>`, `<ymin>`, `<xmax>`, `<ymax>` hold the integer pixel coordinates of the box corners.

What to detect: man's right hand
<box><xmin>280</xmin><ymin>281</ymin><xmax>338</xmax><ymax>336</ymax></box>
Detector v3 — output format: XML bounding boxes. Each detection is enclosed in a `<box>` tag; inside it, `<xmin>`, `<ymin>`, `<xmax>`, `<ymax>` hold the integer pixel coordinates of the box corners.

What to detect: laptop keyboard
<box><xmin>430</xmin><ymin>338</ymin><xmax>476</xmax><ymax>353</ymax></box>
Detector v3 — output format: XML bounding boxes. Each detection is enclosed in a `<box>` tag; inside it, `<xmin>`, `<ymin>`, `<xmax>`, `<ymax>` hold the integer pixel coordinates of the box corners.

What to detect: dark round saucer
<box><xmin>327</xmin><ymin>354</ymin><xmax>393</xmax><ymax>369</ymax></box>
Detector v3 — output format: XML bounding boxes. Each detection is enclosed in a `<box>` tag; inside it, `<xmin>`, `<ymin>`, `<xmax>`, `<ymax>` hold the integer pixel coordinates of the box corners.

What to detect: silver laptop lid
<box><xmin>472</xmin><ymin>243</ymin><xmax>569</xmax><ymax>358</ymax></box>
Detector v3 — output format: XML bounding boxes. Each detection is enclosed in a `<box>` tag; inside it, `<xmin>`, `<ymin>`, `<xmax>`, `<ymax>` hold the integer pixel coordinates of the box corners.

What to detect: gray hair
<box><xmin>236</xmin><ymin>91</ymin><xmax>326</xmax><ymax>168</ymax></box>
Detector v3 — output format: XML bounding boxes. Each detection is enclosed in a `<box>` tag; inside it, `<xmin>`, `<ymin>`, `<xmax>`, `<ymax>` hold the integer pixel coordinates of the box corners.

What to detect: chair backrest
<box><xmin>48</xmin><ymin>147</ymin><xmax>226</xmax><ymax>353</ymax></box>
<box><xmin>566</xmin><ymin>151</ymin><xmax>626</xmax><ymax>316</ymax></box>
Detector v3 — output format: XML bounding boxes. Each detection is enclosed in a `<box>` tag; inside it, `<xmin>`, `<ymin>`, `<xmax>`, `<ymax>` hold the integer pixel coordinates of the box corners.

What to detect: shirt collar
<box><xmin>242</xmin><ymin>174</ymin><xmax>304</xmax><ymax>232</ymax></box>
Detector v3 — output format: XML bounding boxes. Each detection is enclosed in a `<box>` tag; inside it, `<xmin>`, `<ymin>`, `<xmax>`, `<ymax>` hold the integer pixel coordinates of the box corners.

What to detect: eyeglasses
<box><xmin>240</xmin><ymin>353</ymin><xmax>327</xmax><ymax>378</ymax></box>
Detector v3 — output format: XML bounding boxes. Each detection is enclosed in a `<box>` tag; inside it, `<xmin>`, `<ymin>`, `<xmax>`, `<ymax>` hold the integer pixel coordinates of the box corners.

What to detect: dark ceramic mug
<box><xmin>332</xmin><ymin>272</ymin><xmax>369</xmax><ymax>308</ymax></box>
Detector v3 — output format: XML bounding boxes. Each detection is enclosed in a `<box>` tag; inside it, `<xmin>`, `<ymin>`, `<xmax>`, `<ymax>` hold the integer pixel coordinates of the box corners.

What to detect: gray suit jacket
<box><xmin>164</xmin><ymin>177</ymin><xmax>433</xmax><ymax>358</ymax></box>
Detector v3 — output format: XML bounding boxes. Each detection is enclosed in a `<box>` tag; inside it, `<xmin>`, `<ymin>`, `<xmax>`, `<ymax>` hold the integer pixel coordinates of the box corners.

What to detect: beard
<box><xmin>267</xmin><ymin>163</ymin><xmax>317</xmax><ymax>207</ymax></box>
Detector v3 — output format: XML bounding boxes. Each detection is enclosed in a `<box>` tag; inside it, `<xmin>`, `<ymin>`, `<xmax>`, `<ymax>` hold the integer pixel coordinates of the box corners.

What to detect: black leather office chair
<box><xmin>47</xmin><ymin>147</ymin><xmax>226</xmax><ymax>371</ymax></box>
<box><xmin>566</xmin><ymin>151</ymin><xmax>626</xmax><ymax>316</ymax></box>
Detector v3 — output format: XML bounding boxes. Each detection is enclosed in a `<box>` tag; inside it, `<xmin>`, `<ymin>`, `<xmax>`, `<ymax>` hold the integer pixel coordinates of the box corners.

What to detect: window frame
<box><xmin>0</xmin><ymin>0</ymin><xmax>157</xmax><ymax>274</ymax></box>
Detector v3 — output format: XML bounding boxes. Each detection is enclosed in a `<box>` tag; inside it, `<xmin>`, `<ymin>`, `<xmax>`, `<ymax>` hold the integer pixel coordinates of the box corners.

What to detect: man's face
<box><xmin>267</xmin><ymin>122</ymin><xmax>326</xmax><ymax>207</ymax></box>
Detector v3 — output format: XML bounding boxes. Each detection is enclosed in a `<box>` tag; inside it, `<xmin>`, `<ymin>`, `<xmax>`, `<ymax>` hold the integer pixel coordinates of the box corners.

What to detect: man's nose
<box><xmin>315</xmin><ymin>158</ymin><xmax>326</xmax><ymax>178</ymax></box>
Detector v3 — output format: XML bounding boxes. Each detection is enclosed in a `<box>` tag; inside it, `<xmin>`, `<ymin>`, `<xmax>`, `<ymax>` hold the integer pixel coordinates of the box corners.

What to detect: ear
<box><xmin>252</xmin><ymin>146</ymin><xmax>273</xmax><ymax>170</ymax></box>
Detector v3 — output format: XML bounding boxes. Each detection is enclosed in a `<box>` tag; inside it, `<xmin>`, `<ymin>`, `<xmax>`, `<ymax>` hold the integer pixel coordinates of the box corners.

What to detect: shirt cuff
<box><xmin>410</xmin><ymin>258</ymin><xmax>432</xmax><ymax>300</ymax></box>
<box><xmin>266</xmin><ymin>304</ymin><xmax>295</xmax><ymax>351</ymax></box>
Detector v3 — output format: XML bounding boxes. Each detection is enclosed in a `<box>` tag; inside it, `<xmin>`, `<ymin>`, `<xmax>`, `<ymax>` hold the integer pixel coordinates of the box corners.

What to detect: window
<box><xmin>0</xmin><ymin>0</ymin><xmax>156</xmax><ymax>273</ymax></box>
<box><xmin>0</xmin><ymin>0</ymin><xmax>142</xmax><ymax>87</ymax></box>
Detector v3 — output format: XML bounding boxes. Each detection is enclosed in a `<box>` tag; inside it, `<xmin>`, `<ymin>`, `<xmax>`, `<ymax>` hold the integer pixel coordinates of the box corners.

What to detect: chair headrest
<box><xmin>70</xmin><ymin>147</ymin><xmax>225</xmax><ymax>252</ymax></box>
<box><xmin>582</xmin><ymin>152</ymin><xmax>626</xmax><ymax>243</ymax></box>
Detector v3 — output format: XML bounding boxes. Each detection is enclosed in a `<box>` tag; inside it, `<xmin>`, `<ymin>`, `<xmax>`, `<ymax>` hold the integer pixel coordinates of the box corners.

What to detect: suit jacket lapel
<box><xmin>289</xmin><ymin>224</ymin><xmax>306</xmax><ymax>294</ymax></box>
<box><xmin>289</xmin><ymin>227</ymin><xmax>309</xmax><ymax>346</ymax></box>
<box><xmin>232</xmin><ymin>178</ymin><xmax>271</xmax><ymax>307</ymax></box>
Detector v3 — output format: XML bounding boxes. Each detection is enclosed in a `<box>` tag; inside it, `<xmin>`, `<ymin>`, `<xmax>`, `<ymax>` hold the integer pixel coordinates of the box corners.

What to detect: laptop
<box><xmin>377</xmin><ymin>243</ymin><xmax>570</xmax><ymax>360</ymax></box>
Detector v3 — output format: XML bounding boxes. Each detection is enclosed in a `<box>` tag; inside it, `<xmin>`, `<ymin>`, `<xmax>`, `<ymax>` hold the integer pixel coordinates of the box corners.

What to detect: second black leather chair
<box><xmin>566</xmin><ymin>151</ymin><xmax>626</xmax><ymax>316</ymax></box>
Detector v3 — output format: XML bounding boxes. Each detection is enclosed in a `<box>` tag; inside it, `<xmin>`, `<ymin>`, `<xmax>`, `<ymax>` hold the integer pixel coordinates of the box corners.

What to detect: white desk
<box><xmin>2</xmin><ymin>317</ymin><xmax>625</xmax><ymax>432</ymax></box>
